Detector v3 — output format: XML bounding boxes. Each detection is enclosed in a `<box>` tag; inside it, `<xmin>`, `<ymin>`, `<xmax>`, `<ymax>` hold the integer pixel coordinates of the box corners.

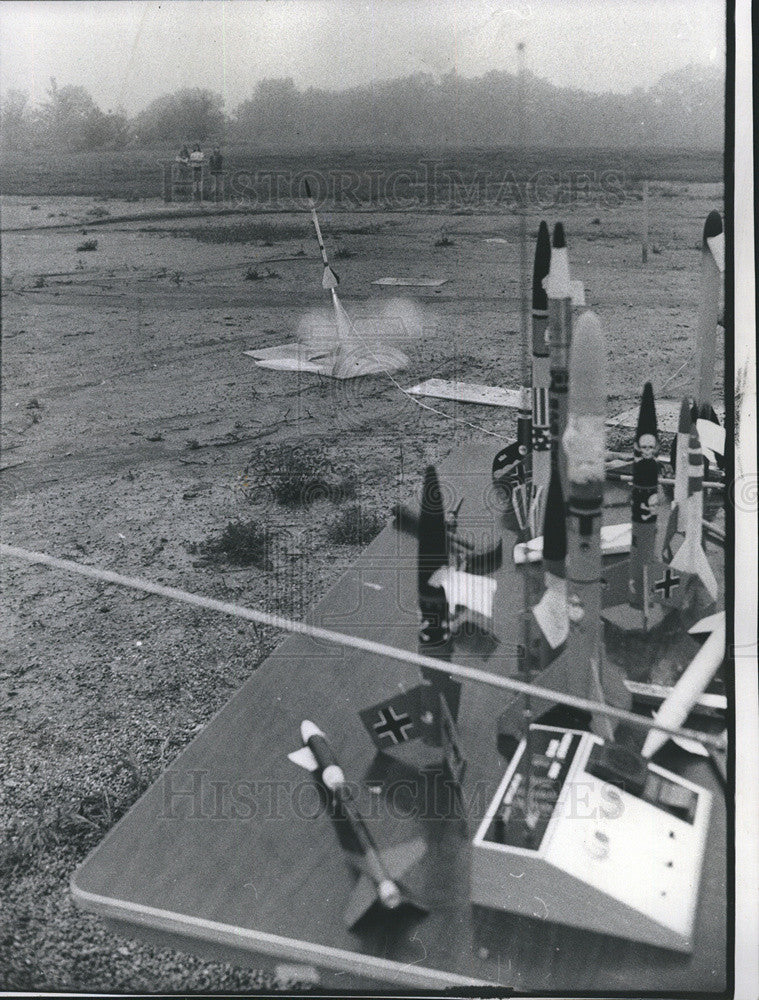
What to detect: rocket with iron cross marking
<box><xmin>288</xmin><ymin>720</ymin><xmax>428</xmax><ymax>927</ymax></box>
<box><xmin>669</xmin><ymin>423</ymin><xmax>719</xmax><ymax>601</ymax></box>
<box><xmin>529</xmin><ymin>220</ymin><xmax>553</xmax><ymax>536</ymax></box>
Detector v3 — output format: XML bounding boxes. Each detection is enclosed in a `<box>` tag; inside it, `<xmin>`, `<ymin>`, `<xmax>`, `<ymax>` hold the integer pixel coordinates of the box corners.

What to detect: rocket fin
<box><xmin>689</xmin><ymin>610</ymin><xmax>725</xmax><ymax>635</ymax></box>
<box><xmin>671</xmin><ymin>732</ymin><xmax>710</xmax><ymax>757</ymax></box>
<box><xmin>532</xmin><ymin>584</ymin><xmax>569</xmax><ymax>649</ymax></box>
<box><xmin>287</xmin><ymin>746</ymin><xmax>319</xmax><ymax>772</ymax></box>
<box><xmin>343</xmin><ymin>874</ymin><xmax>378</xmax><ymax>928</ymax></box>
<box><xmin>429</xmin><ymin>566</ymin><xmax>497</xmax><ymax>620</ymax></box>
<box><xmin>670</xmin><ymin>541</ymin><xmax>718</xmax><ymax>602</ymax></box>
<box><xmin>322</xmin><ymin>265</ymin><xmax>339</xmax><ymax>290</ymax></box>
<box><xmin>378</xmin><ymin>837</ymin><xmax>427</xmax><ymax>880</ymax></box>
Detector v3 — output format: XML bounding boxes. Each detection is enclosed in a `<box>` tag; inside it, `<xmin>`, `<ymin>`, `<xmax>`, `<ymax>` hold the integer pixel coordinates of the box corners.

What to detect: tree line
<box><xmin>0</xmin><ymin>64</ymin><xmax>723</xmax><ymax>153</ymax></box>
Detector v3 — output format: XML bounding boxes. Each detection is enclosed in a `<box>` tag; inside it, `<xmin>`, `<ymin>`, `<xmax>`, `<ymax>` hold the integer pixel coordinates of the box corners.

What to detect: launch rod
<box><xmin>1</xmin><ymin>543</ymin><xmax>725</xmax><ymax>748</ymax></box>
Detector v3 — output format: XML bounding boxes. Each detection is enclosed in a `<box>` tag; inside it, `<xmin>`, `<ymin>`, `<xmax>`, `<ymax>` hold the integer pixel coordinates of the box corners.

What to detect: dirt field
<box><xmin>0</xmin><ymin>177</ymin><xmax>725</xmax><ymax>990</ymax></box>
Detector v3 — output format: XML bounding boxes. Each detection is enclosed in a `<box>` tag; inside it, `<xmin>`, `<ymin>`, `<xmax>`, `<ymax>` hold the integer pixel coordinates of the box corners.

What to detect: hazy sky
<box><xmin>0</xmin><ymin>0</ymin><xmax>725</xmax><ymax>115</ymax></box>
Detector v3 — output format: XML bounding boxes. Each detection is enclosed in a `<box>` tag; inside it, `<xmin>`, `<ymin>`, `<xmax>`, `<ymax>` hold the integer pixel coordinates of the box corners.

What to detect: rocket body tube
<box><xmin>629</xmin><ymin>383</ymin><xmax>659</xmax><ymax>609</ymax></box>
<box><xmin>531</xmin><ymin>221</ymin><xmax>552</xmax><ymax>498</ymax></box>
<box><xmin>696</xmin><ymin>211</ymin><xmax>723</xmax><ymax>415</ymax></box>
<box><xmin>562</xmin><ymin>311</ymin><xmax>607</xmax><ymax>712</ymax></box>
<box><xmin>641</xmin><ymin>616</ymin><xmax>725</xmax><ymax>758</ymax></box>
<box><xmin>300</xmin><ymin>721</ymin><xmax>401</xmax><ymax>908</ymax></box>
<box><xmin>546</xmin><ymin>224</ymin><xmax>573</xmax><ymax>501</ymax></box>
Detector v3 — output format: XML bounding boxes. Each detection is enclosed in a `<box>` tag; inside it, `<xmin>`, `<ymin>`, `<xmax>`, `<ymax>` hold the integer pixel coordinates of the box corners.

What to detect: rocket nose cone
<box><xmin>703</xmin><ymin>210</ymin><xmax>723</xmax><ymax>242</ymax></box>
<box><xmin>532</xmin><ymin>221</ymin><xmax>551</xmax><ymax>309</ymax></box>
<box><xmin>552</xmin><ymin>222</ymin><xmax>566</xmax><ymax>249</ymax></box>
<box><xmin>678</xmin><ymin>397</ymin><xmax>692</xmax><ymax>434</ymax></box>
<box><xmin>301</xmin><ymin>720</ymin><xmax>324</xmax><ymax>743</ymax></box>
<box><xmin>567</xmin><ymin>310</ymin><xmax>606</xmax><ymax>416</ymax></box>
<box><xmin>635</xmin><ymin>381</ymin><xmax>658</xmax><ymax>441</ymax></box>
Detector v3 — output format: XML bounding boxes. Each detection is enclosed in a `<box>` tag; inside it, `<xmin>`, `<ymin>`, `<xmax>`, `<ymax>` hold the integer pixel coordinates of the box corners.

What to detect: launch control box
<box><xmin>471</xmin><ymin>726</ymin><xmax>712</xmax><ymax>952</ymax></box>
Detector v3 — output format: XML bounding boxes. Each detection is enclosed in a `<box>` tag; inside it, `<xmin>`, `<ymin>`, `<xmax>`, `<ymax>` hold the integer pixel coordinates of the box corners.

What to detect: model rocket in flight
<box><xmin>289</xmin><ymin>721</ymin><xmax>428</xmax><ymax>927</ymax></box>
<box><xmin>304</xmin><ymin>178</ymin><xmax>339</xmax><ymax>290</ymax></box>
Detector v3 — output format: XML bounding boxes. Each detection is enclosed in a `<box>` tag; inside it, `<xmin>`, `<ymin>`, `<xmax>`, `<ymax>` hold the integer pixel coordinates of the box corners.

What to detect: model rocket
<box><xmin>304</xmin><ymin>179</ymin><xmax>339</xmax><ymax>290</ymax></box>
<box><xmin>629</xmin><ymin>382</ymin><xmax>660</xmax><ymax>609</ymax></box>
<box><xmin>528</xmin><ymin>221</ymin><xmax>552</xmax><ymax>536</ymax></box>
<box><xmin>695</xmin><ymin>211</ymin><xmax>724</xmax><ymax>418</ymax></box>
<box><xmin>662</xmin><ymin>397</ymin><xmax>692</xmax><ymax>562</ymax></box>
<box><xmin>531</xmin><ymin>461</ymin><xmax>569</xmax><ymax>659</ymax></box>
<box><xmin>545</xmin><ymin>223</ymin><xmax>573</xmax><ymax>502</ymax></box>
<box><xmin>418</xmin><ymin>465</ymin><xmax>452</xmax><ymax>646</ymax></box>
<box><xmin>641</xmin><ymin>613</ymin><xmax>725</xmax><ymax>758</ymax></box>
<box><xmin>562</xmin><ymin>310</ymin><xmax>627</xmax><ymax>738</ymax></box>
<box><xmin>669</xmin><ymin>423</ymin><xmax>719</xmax><ymax>601</ymax></box>
<box><xmin>289</xmin><ymin>721</ymin><xmax>428</xmax><ymax>927</ymax></box>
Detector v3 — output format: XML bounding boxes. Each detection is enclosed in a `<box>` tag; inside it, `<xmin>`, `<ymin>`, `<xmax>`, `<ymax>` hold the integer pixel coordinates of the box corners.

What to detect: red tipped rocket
<box><xmin>669</xmin><ymin>423</ymin><xmax>719</xmax><ymax>601</ymax></box>
<box><xmin>695</xmin><ymin>211</ymin><xmax>723</xmax><ymax>418</ymax></box>
<box><xmin>545</xmin><ymin>223</ymin><xmax>573</xmax><ymax>502</ymax></box>
<box><xmin>289</xmin><ymin>721</ymin><xmax>427</xmax><ymax>926</ymax></box>
<box><xmin>629</xmin><ymin>382</ymin><xmax>660</xmax><ymax>609</ymax></box>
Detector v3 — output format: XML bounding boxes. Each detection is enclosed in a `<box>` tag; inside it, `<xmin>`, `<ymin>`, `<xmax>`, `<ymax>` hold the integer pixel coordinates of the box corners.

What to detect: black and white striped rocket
<box><xmin>629</xmin><ymin>382</ymin><xmax>659</xmax><ymax>609</ymax></box>
<box><xmin>289</xmin><ymin>721</ymin><xmax>428</xmax><ymax>927</ymax></box>
<box><xmin>529</xmin><ymin>220</ymin><xmax>552</xmax><ymax>535</ymax></box>
<box><xmin>545</xmin><ymin>223</ymin><xmax>573</xmax><ymax>502</ymax></box>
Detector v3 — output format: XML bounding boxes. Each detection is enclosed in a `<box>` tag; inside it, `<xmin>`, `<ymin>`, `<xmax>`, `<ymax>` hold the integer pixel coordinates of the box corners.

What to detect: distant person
<box><xmin>209</xmin><ymin>146</ymin><xmax>224</xmax><ymax>202</ymax></box>
<box><xmin>176</xmin><ymin>144</ymin><xmax>190</xmax><ymax>163</ymax></box>
<box><xmin>190</xmin><ymin>143</ymin><xmax>204</xmax><ymax>200</ymax></box>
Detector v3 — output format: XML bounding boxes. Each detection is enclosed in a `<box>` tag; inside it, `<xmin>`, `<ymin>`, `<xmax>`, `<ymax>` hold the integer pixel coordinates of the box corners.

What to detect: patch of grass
<box><xmin>189</xmin><ymin>519</ymin><xmax>275</xmax><ymax>568</ymax></box>
<box><xmin>33</xmin><ymin>275</ymin><xmax>46</xmax><ymax>288</ymax></box>
<box><xmin>243</xmin><ymin>442</ymin><xmax>357</xmax><ymax>508</ymax></box>
<box><xmin>76</xmin><ymin>239</ymin><xmax>98</xmax><ymax>252</ymax></box>
<box><xmin>332</xmin><ymin>246</ymin><xmax>353</xmax><ymax>260</ymax></box>
<box><xmin>326</xmin><ymin>504</ymin><xmax>384</xmax><ymax>546</ymax></box>
<box><xmin>434</xmin><ymin>233</ymin><xmax>454</xmax><ymax>247</ymax></box>
<box><xmin>0</xmin><ymin>759</ymin><xmax>152</xmax><ymax>876</ymax></box>
<box><xmin>244</xmin><ymin>268</ymin><xmax>261</xmax><ymax>281</ymax></box>
<box><xmin>86</xmin><ymin>207</ymin><xmax>110</xmax><ymax>218</ymax></box>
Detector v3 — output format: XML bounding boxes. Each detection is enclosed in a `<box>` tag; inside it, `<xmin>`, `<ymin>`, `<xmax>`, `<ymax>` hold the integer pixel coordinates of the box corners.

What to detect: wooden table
<box><xmin>71</xmin><ymin>443</ymin><xmax>727</xmax><ymax>992</ymax></box>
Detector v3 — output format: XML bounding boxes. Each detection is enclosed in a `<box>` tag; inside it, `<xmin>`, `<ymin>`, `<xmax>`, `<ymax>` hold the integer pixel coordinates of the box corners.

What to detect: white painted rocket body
<box><xmin>641</xmin><ymin>613</ymin><xmax>725</xmax><ymax>758</ymax></box>
<box><xmin>669</xmin><ymin>424</ymin><xmax>718</xmax><ymax>601</ymax></box>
